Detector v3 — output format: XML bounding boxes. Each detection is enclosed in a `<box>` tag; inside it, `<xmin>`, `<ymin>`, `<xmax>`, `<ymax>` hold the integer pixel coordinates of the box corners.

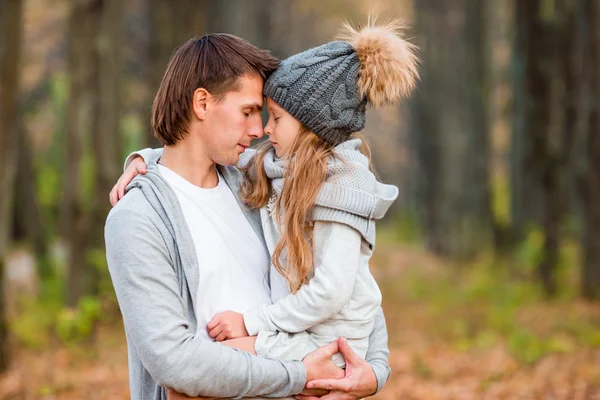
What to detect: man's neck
<box><xmin>160</xmin><ymin>138</ymin><xmax>218</xmax><ymax>189</ymax></box>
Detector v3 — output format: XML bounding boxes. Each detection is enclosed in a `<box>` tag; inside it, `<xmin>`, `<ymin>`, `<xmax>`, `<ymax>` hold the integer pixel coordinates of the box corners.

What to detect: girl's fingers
<box><xmin>110</xmin><ymin>184</ymin><xmax>119</xmax><ymax>206</ymax></box>
<box><xmin>215</xmin><ymin>332</ymin><xmax>228</xmax><ymax>342</ymax></box>
<box><xmin>208</xmin><ymin>324</ymin><xmax>222</xmax><ymax>339</ymax></box>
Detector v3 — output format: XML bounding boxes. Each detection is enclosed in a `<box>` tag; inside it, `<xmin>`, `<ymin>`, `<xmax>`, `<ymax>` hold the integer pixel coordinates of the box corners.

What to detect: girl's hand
<box><xmin>109</xmin><ymin>155</ymin><xmax>147</xmax><ymax>206</ymax></box>
<box><xmin>206</xmin><ymin>311</ymin><xmax>249</xmax><ymax>341</ymax></box>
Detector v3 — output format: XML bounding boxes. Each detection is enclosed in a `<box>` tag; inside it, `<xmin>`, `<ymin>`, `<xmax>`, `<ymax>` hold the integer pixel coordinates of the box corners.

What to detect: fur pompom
<box><xmin>338</xmin><ymin>17</ymin><xmax>420</xmax><ymax>107</ymax></box>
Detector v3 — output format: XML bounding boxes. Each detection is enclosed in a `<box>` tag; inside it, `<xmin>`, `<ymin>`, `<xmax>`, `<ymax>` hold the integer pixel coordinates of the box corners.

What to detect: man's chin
<box><xmin>215</xmin><ymin>155</ymin><xmax>240</xmax><ymax>167</ymax></box>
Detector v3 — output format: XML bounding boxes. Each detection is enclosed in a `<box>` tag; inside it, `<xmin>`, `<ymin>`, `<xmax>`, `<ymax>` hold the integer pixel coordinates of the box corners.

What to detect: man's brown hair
<box><xmin>151</xmin><ymin>34</ymin><xmax>280</xmax><ymax>146</ymax></box>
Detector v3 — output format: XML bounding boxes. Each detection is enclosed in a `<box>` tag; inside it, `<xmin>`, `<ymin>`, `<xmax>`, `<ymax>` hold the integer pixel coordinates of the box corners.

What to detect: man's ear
<box><xmin>192</xmin><ymin>88</ymin><xmax>210</xmax><ymax>120</ymax></box>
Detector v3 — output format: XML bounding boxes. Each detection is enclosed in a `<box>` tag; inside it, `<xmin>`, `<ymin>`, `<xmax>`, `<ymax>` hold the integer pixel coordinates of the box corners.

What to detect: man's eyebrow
<box><xmin>241</xmin><ymin>102</ymin><xmax>263</xmax><ymax>111</ymax></box>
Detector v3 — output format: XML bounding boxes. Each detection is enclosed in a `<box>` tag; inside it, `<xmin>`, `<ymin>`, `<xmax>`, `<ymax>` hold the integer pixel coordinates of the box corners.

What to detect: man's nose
<box><xmin>248</xmin><ymin>120</ymin><xmax>264</xmax><ymax>139</ymax></box>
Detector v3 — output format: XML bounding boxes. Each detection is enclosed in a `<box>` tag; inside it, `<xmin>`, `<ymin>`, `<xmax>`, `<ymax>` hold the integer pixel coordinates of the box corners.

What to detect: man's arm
<box><xmin>364</xmin><ymin>308</ymin><xmax>391</xmax><ymax>393</ymax></box>
<box><xmin>105</xmin><ymin>207</ymin><xmax>307</xmax><ymax>398</ymax></box>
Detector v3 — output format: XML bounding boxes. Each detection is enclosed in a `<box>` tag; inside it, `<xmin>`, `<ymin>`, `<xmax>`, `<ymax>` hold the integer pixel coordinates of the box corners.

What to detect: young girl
<box><xmin>119</xmin><ymin>20</ymin><xmax>418</xmax><ymax>367</ymax></box>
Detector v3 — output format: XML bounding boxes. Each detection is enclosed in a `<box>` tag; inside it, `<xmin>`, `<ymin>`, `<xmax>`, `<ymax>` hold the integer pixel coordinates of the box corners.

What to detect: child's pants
<box><xmin>255</xmin><ymin>330</ymin><xmax>369</xmax><ymax>367</ymax></box>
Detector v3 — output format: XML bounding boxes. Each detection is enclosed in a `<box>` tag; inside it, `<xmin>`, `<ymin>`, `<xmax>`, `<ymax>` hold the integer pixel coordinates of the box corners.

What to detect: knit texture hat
<box><xmin>264</xmin><ymin>19</ymin><xmax>420</xmax><ymax>145</ymax></box>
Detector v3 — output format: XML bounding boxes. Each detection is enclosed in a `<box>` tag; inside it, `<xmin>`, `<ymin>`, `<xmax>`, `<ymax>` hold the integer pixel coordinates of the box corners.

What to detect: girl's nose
<box><xmin>263</xmin><ymin>124</ymin><xmax>272</xmax><ymax>136</ymax></box>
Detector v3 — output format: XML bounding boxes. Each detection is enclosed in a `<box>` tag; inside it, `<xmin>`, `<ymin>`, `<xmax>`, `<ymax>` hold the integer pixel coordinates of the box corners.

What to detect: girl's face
<box><xmin>264</xmin><ymin>97</ymin><xmax>302</xmax><ymax>157</ymax></box>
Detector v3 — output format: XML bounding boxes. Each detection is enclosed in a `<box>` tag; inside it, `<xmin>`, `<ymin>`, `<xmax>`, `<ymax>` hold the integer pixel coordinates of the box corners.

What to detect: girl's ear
<box><xmin>192</xmin><ymin>88</ymin><xmax>210</xmax><ymax>120</ymax></box>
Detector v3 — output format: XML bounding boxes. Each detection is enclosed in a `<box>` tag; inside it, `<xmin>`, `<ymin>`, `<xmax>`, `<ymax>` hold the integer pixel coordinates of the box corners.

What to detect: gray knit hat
<box><xmin>264</xmin><ymin>20</ymin><xmax>420</xmax><ymax>145</ymax></box>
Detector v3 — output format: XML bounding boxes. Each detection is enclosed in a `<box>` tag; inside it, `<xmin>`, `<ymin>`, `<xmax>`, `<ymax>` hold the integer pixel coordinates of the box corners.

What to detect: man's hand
<box><xmin>109</xmin><ymin>155</ymin><xmax>147</xmax><ymax>206</ymax></box>
<box><xmin>207</xmin><ymin>311</ymin><xmax>248</xmax><ymax>341</ymax></box>
<box><xmin>296</xmin><ymin>337</ymin><xmax>379</xmax><ymax>400</ymax></box>
<box><xmin>301</xmin><ymin>339</ymin><xmax>345</xmax><ymax>397</ymax></box>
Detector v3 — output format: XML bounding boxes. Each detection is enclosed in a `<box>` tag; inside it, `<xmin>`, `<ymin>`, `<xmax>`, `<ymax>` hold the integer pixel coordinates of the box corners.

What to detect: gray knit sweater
<box><xmin>261</xmin><ymin>138</ymin><xmax>398</xmax><ymax>247</ymax></box>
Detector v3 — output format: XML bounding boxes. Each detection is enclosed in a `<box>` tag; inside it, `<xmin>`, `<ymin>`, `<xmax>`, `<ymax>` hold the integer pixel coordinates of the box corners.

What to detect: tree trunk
<box><xmin>85</xmin><ymin>0</ymin><xmax>123</xmax><ymax>295</ymax></box>
<box><xmin>66</xmin><ymin>0</ymin><xmax>101</xmax><ymax>307</ymax></box>
<box><xmin>511</xmin><ymin>1</ymin><xmax>544</xmax><ymax>241</ymax></box>
<box><xmin>146</xmin><ymin>0</ymin><xmax>172</xmax><ymax>147</ymax></box>
<box><xmin>13</xmin><ymin>126</ymin><xmax>49</xmax><ymax>277</ymax></box>
<box><xmin>143</xmin><ymin>0</ymin><xmax>209</xmax><ymax>148</ymax></box>
<box><xmin>528</xmin><ymin>0</ymin><xmax>558</xmax><ymax>296</ymax></box>
<box><xmin>513</xmin><ymin>0</ymin><xmax>575</xmax><ymax>296</ymax></box>
<box><xmin>581</xmin><ymin>0</ymin><xmax>600</xmax><ymax>299</ymax></box>
<box><xmin>411</xmin><ymin>0</ymin><xmax>494</xmax><ymax>259</ymax></box>
<box><xmin>583</xmin><ymin>95</ymin><xmax>600</xmax><ymax>299</ymax></box>
<box><xmin>0</xmin><ymin>0</ymin><xmax>23</xmax><ymax>373</ymax></box>
<box><xmin>261</xmin><ymin>0</ymin><xmax>294</xmax><ymax>58</ymax></box>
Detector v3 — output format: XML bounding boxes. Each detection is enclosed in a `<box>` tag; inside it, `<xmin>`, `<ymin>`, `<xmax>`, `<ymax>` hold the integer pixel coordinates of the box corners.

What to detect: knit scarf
<box><xmin>262</xmin><ymin>138</ymin><xmax>398</xmax><ymax>247</ymax></box>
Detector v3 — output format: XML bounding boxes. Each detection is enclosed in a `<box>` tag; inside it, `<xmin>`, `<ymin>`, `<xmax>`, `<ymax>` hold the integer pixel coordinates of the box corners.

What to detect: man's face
<box><xmin>201</xmin><ymin>73</ymin><xmax>265</xmax><ymax>166</ymax></box>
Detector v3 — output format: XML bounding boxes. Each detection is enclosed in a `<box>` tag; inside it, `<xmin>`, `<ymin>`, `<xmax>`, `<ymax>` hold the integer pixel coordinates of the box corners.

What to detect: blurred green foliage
<box><xmin>380</xmin><ymin>228</ymin><xmax>600</xmax><ymax>364</ymax></box>
<box><xmin>9</xmin><ymin>244</ymin><xmax>113</xmax><ymax>348</ymax></box>
<box><xmin>55</xmin><ymin>296</ymin><xmax>101</xmax><ymax>343</ymax></box>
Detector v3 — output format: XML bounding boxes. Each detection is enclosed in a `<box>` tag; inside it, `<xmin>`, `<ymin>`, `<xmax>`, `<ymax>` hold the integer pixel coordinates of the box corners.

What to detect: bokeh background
<box><xmin>1</xmin><ymin>0</ymin><xmax>600</xmax><ymax>399</ymax></box>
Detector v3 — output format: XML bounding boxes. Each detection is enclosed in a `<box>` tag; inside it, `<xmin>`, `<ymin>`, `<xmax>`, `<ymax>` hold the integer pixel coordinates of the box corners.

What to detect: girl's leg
<box><xmin>221</xmin><ymin>336</ymin><xmax>257</xmax><ymax>355</ymax></box>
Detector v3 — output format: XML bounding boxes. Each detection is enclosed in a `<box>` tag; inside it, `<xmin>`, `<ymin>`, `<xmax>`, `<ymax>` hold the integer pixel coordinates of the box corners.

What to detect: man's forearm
<box><xmin>364</xmin><ymin>308</ymin><xmax>391</xmax><ymax>393</ymax></box>
<box><xmin>167</xmin><ymin>389</ymin><xmax>215</xmax><ymax>400</ymax></box>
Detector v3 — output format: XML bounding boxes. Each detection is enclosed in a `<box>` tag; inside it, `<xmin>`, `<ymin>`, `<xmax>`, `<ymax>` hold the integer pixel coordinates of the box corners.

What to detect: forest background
<box><xmin>1</xmin><ymin>0</ymin><xmax>600</xmax><ymax>398</ymax></box>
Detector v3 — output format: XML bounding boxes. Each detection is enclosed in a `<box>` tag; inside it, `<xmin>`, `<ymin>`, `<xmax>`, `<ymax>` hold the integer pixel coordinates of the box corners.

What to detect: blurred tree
<box><xmin>214</xmin><ymin>0</ymin><xmax>294</xmax><ymax>59</ymax></box>
<box><xmin>580</xmin><ymin>0</ymin><xmax>600</xmax><ymax>299</ymax></box>
<box><xmin>513</xmin><ymin>0</ymin><xmax>576</xmax><ymax>296</ymax></box>
<box><xmin>0</xmin><ymin>0</ymin><xmax>23</xmax><ymax>372</ymax></box>
<box><xmin>13</xmin><ymin>122</ymin><xmax>48</xmax><ymax>274</ymax></box>
<box><xmin>258</xmin><ymin>0</ymin><xmax>294</xmax><ymax>58</ymax></box>
<box><xmin>411</xmin><ymin>0</ymin><xmax>494</xmax><ymax>259</ymax></box>
<box><xmin>511</xmin><ymin>0</ymin><xmax>543</xmax><ymax>240</ymax></box>
<box><xmin>66</xmin><ymin>0</ymin><xmax>101</xmax><ymax>307</ymax></box>
<box><xmin>88</xmin><ymin>0</ymin><xmax>123</xmax><ymax>294</ymax></box>
<box><xmin>12</xmin><ymin>41</ymin><xmax>62</xmax><ymax>280</ymax></box>
<box><xmin>146</xmin><ymin>0</ymin><xmax>174</xmax><ymax>147</ymax></box>
<box><xmin>145</xmin><ymin>0</ymin><xmax>209</xmax><ymax>147</ymax></box>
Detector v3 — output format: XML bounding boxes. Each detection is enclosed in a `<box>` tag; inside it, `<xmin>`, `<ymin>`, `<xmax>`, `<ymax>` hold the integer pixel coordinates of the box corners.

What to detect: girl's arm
<box><xmin>124</xmin><ymin>147</ymin><xmax>163</xmax><ymax>170</ymax></box>
<box><xmin>243</xmin><ymin>221</ymin><xmax>362</xmax><ymax>335</ymax></box>
<box><xmin>111</xmin><ymin>148</ymin><xmax>256</xmax><ymax>206</ymax></box>
<box><xmin>122</xmin><ymin>147</ymin><xmax>257</xmax><ymax>171</ymax></box>
<box><xmin>110</xmin><ymin>149</ymin><xmax>162</xmax><ymax>206</ymax></box>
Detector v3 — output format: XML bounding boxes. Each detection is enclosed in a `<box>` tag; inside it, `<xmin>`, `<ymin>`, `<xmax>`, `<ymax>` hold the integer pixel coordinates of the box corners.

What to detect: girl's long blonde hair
<box><xmin>240</xmin><ymin>127</ymin><xmax>373</xmax><ymax>293</ymax></box>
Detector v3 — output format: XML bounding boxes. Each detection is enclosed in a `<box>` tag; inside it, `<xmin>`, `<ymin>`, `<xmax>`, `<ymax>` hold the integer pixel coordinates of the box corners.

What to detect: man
<box><xmin>106</xmin><ymin>33</ymin><xmax>390</xmax><ymax>400</ymax></box>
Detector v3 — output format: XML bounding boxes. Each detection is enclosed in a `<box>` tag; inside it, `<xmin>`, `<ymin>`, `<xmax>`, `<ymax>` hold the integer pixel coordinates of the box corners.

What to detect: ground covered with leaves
<box><xmin>2</xmin><ymin>232</ymin><xmax>600</xmax><ymax>399</ymax></box>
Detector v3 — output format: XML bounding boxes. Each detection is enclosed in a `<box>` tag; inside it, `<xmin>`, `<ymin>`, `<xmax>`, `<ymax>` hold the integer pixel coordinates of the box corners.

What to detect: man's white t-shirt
<box><xmin>158</xmin><ymin>165</ymin><xmax>272</xmax><ymax>339</ymax></box>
